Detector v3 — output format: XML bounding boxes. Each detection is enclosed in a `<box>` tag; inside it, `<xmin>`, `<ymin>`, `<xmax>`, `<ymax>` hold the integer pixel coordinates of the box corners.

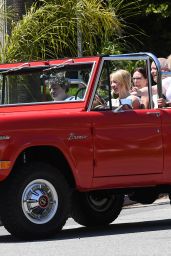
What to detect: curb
<box><xmin>123</xmin><ymin>194</ymin><xmax>170</xmax><ymax>208</ymax></box>
<box><xmin>123</xmin><ymin>195</ymin><xmax>136</xmax><ymax>206</ymax></box>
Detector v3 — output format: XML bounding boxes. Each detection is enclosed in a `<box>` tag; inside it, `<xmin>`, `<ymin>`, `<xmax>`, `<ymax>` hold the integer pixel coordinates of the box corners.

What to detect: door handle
<box><xmin>146</xmin><ymin>112</ymin><xmax>160</xmax><ymax>117</ymax></box>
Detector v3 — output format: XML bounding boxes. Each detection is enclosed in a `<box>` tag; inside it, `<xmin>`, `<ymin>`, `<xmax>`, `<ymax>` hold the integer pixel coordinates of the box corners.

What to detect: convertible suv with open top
<box><xmin>0</xmin><ymin>52</ymin><xmax>170</xmax><ymax>239</ymax></box>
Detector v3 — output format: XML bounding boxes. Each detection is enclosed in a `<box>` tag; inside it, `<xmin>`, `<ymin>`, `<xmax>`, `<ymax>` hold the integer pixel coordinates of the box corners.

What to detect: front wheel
<box><xmin>1</xmin><ymin>162</ymin><xmax>71</xmax><ymax>239</ymax></box>
<box><xmin>71</xmin><ymin>190</ymin><xmax>124</xmax><ymax>227</ymax></box>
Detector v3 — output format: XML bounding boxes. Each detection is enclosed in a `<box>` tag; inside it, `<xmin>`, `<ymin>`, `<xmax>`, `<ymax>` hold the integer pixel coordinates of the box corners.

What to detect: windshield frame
<box><xmin>0</xmin><ymin>60</ymin><xmax>96</xmax><ymax>107</ymax></box>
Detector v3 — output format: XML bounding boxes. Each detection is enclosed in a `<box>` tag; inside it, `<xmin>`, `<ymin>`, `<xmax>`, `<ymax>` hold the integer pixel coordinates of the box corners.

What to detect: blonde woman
<box><xmin>110</xmin><ymin>69</ymin><xmax>140</xmax><ymax>109</ymax></box>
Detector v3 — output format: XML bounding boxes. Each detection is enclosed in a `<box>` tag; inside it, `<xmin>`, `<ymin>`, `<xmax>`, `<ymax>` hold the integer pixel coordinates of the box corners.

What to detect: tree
<box><xmin>6</xmin><ymin>0</ymin><xmax>36</xmax><ymax>18</ymax></box>
<box><xmin>3</xmin><ymin>0</ymin><xmax>141</xmax><ymax>62</ymax></box>
<box><xmin>0</xmin><ymin>1</ymin><xmax>13</xmax><ymax>51</ymax></box>
<box><xmin>5</xmin><ymin>0</ymin><xmax>36</xmax><ymax>33</ymax></box>
<box><xmin>123</xmin><ymin>0</ymin><xmax>171</xmax><ymax>57</ymax></box>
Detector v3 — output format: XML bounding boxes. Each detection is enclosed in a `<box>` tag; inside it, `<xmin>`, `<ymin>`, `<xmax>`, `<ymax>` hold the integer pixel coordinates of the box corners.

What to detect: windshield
<box><xmin>0</xmin><ymin>63</ymin><xmax>93</xmax><ymax>105</ymax></box>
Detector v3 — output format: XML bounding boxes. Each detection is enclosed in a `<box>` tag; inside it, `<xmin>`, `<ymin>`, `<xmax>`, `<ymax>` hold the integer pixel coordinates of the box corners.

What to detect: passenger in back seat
<box><xmin>132</xmin><ymin>67</ymin><xmax>149</xmax><ymax>108</ymax></box>
<box><xmin>157</xmin><ymin>55</ymin><xmax>171</xmax><ymax>107</ymax></box>
<box><xmin>131</xmin><ymin>58</ymin><xmax>170</xmax><ymax>108</ymax></box>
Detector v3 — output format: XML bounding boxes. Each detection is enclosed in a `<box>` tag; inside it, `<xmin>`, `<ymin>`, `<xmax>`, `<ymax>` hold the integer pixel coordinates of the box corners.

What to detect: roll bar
<box><xmin>104</xmin><ymin>52</ymin><xmax>163</xmax><ymax>108</ymax></box>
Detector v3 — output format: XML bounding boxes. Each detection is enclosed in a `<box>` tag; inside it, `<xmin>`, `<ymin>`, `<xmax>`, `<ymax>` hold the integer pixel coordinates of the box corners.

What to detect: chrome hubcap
<box><xmin>22</xmin><ymin>179</ymin><xmax>58</xmax><ymax>224</ymax></box>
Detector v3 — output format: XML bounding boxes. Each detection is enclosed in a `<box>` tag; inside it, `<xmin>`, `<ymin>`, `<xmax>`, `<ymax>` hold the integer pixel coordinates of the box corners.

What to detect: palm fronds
<box><xmin>3</xmin><ymin>0</ymin><xmax>141</xmax><ymax>62</ymax></box>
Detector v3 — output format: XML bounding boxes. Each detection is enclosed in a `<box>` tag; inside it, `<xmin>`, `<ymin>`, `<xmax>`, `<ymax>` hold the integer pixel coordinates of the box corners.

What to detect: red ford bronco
<box><xmin>0</xmin><ymin>52</ymin><xmax>170</xmax><ymax>239</ymax></box>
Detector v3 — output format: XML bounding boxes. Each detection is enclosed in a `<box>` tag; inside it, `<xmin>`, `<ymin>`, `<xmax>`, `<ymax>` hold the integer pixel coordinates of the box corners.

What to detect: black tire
<box><xmin>128</xmin><ymin>189</ymin><xmax>158</xmax><ymax>204</ymax></box>
<box><xmin>71</xmin><ymin>190</ymin><xmax>124</xmax><ymax>227</ymax></box>
<box><xmin>1</xmin><ymin>162</ymin><xmax>71</xmax><ymax>239</ymax></box>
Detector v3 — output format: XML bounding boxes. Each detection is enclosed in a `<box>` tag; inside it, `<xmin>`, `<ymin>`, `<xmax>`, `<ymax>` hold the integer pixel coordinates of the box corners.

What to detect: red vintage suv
<box><xmin>0</xmin><ymin>52</ymin><xmax>169</xmax><ymax>239</ymax></box>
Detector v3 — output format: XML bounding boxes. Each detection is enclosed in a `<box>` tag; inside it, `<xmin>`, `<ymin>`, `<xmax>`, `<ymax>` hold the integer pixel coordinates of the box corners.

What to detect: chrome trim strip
<box><xmin>0</xmin><ymin>135</ymin><xmax>10</xmax><ymax>140</ymax></box>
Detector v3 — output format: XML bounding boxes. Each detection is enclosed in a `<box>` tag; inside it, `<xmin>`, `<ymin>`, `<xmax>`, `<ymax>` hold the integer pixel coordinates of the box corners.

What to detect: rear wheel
<box><xmin>71</xmin><ymin>190</ymin><xmax>124</xmax><ymax>227</ymax></box>
<box><xmin>1</xmin><ymin>162</ymin><xmax>71</xmax><ymax>239</ymax></box>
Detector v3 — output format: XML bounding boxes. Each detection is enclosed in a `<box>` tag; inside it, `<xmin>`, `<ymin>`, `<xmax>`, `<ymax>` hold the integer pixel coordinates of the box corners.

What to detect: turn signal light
<box><xmin>0</xmin><ymin>161</ymin><xmax>11</xmax><ymax>169</ymax></box>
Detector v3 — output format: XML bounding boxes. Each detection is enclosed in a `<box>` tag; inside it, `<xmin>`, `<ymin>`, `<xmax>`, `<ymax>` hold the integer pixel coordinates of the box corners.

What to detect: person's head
<box><xmin>151</xmin><ymin>57</ymin><xmax>169</xmax><ymax>82</ymax></box>
<box><xmin>110</xmin><ymin>69</ymin><xmax>131</xmax><ymax>98</ymax></box>
<box><xmin>167</xmin><ymin>54</ymin><xmax>171</xmax><ymax>71</ymax></box>
<box><xmin>47</xmin><ymin>72</ymin><xmax>69</xmax><ymax>101</ymax></box>
<box><xmin>132</xmin><ymin>67</ymin><xmax>148</xmax><ymax>89</ymax></box>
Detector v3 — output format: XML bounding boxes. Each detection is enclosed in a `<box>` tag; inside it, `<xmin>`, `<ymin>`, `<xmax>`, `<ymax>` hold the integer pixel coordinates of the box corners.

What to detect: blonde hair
<box><xmin>110</xmin><ymin>69</ymin><xmax>131</xmax><ymax>96</ymax></box>
<box><xmin>167</xmin><ymin>55</ymin><xmax>171</xmax><ymax>71</ymax></box>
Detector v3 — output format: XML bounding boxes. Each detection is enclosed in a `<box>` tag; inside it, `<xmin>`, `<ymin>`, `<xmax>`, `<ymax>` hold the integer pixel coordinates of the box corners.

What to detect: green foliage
<box><xmin>3</xmin><ymin>0</ymin><xmax>120</xmax><ymax>62</ymax></box>
<box><xmin>146</xmin><ymin>3</ymin><xmax>169</xmax><ymax>18</ymax></box>
<box><xmin>0</xmin><ymin>3</ymin><xmax>13</xmax><ymax>36</ymax></box>
<box><xmin>3</xmin><ymin>0</ymin><xmax>142</xmax><ymax>62</ymax></box>
<box><xmin>122</xmin><ymin>0</ymin><xmax>171</xmax><ymax>57</ymax></box>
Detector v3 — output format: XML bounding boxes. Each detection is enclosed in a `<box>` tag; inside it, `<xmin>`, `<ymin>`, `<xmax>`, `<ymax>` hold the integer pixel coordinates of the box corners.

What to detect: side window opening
<box><xmin>92</xmin><ymin>62</ymin><xmax>111</xmax><ymax>110</ymax></box>
<box><xmin>91</xmin><ymin>58</ymin><xmax>154</xmax><ymax>111</ymax></box>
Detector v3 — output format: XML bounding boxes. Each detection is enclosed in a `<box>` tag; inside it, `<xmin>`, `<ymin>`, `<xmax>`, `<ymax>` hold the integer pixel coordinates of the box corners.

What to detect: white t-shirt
<box><xmin>150</xmin><ymin>77</ymin><xmax>171</xmax><ymax>102</ymax></box>
<box><xmin>152</xmin><ymin>94</ymin><xmax>158</xmax><ymax>108</ymax></box>
<box><xmin>64</xmin><ymin>96</ymin><xmax>76</xmax><ymax>101</ymax></box>
<box><xmin>111</xmin><ymin>95</ymin><xmax>140</xmax><ymax>108</ymax></box>
<box><xmin>162</xmin><ymin>77</ymin><xmax>171</xmax><ymax>101</ymax></box>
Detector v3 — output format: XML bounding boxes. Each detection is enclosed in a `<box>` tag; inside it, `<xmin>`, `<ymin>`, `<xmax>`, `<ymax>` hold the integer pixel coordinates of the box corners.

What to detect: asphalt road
<box><xmin>0</xmin><ymin>197</ymin><xmax>171</xmax><ymax>256</ymax></box>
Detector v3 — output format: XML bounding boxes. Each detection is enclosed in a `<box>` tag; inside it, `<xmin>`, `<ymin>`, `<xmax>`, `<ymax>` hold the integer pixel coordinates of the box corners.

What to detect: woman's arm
<box><xmin>131</xmin><ymin>95</ymin><xmax>141</xmax><ymax>109</ymax></box>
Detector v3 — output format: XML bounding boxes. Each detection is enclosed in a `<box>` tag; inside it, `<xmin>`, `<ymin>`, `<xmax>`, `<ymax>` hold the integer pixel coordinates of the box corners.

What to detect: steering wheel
<box><xmin>93</xmin><ymin>94</ymin><xmax>108</xmax><ymax>109</ymax></box>
<box><xmin>75</xmin><ymin>87</ymin><xmax>86</xmax><ymax>100</ymax></box>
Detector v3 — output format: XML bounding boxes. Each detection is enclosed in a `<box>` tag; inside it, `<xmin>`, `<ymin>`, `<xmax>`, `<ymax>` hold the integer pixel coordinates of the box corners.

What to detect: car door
<box><xmin>93</xmin><ymin>108</ymin><xmax>163</xmax><ymax>177</ymax></box>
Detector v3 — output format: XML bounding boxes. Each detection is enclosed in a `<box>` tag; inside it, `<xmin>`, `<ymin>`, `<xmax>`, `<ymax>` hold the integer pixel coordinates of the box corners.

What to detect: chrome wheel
<box><xmin>1</xmin><ymin>162</ymin><xmax>71</xmax><ymax>239</ymax></box>
<box><xmin>22</xmin><ymin>179</ymin><xmax>58</xmax><ymax>224</ymax></box>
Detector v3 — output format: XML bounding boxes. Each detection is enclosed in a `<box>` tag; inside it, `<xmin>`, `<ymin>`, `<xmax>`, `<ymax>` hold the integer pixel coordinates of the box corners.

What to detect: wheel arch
<box><xmin>10</xmin><ymin>145</ymin><xmax>76</xmax><ymax>189</ymax></box>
